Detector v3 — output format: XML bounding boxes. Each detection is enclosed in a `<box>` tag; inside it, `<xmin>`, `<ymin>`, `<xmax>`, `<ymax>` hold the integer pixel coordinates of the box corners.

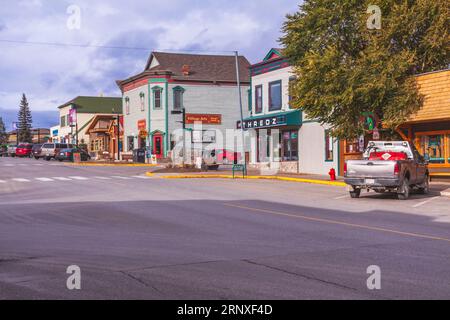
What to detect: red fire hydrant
<box><xmin>329</xmin><ymin>168</ymin><xmax>336</xmax><ymax>181</ymax></box>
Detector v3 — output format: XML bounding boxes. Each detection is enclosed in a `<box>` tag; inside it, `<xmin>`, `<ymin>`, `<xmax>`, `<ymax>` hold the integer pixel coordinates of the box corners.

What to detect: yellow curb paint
<box><xmin>153</xmin><ymin>173</ymin><xmax>346</xmax><ymax>186</ymax></box>
<box><xmin>145</xmin><ymin>172</ymin><xmax>155</xmax><ymax>177</ymax></box>
<box><xmin>223</xmin><ymin>203</ymin><xmax>450</xmax><ymax>244</ymax></box>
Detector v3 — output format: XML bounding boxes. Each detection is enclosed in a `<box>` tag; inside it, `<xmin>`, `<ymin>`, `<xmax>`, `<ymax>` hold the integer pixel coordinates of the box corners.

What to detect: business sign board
<box><xmin>185</xmin><ymin>114</ymin><xmax>222</xmax><ymax>125</ymax></box>
<box><xmin>237</xmin><ymin>115</ymin><xmax>287</xmax><ymax>130</ymax></box>
<box><xmin>137</xmin><ymin>119</ymin><xmax>146</xmax><ymax>130</ymax></box>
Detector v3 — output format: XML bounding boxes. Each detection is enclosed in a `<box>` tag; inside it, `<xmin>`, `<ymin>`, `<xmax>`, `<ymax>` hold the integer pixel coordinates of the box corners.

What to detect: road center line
<box><xmin>223</xmin><ymin>203</ymin><xmax>450</xmax><ymax>244</ymax></box>
<box><xmin>35</xmin><ymin>178</ymin><xmax>54</xmax><ymax>182</ymax></box>
<box><xmin>11</xmin><ymin>178</ymin><xmax>31</xmax><ymax>182</ymax></box>
<box><xmin>412</xmin><ymin>196</ymin><xmax>441</xmax><ymax>208</ymax></box>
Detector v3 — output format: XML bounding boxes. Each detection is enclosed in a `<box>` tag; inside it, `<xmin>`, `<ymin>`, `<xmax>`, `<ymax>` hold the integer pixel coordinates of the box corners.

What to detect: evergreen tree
<box><xmin>17</xmin><ymin>94</ymin><xmax>33</xmax><ymax>143</ymax></box>
<box><xmin>0</xmin><ymin>116</ymin><xmax>8</xmax><ymax>145</ymax></box>
<box><xmin>281</xmin><ymin>0</ymin><xmax>449</xmax><ymax>139</ymax></box>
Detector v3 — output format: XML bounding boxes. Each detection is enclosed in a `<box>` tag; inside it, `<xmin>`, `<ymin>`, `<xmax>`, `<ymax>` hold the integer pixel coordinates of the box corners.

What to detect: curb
<box><xmin>150</xmin><ymin>172</ymin><xmax>346</xmax><ymax>186</ymax></box>
<box><xmin>440</xmin><ymin>189</ymin><xmax>450</xmax><ymax>197</ymax></box>
<box><xmin>65</xmin><ymin>163</ymin><xmax>159</xmax><ymax>167</ymax></box>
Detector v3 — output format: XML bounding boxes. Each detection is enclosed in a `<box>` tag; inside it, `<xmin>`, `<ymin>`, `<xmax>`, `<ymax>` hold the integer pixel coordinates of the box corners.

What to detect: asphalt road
<box><xmin>0</xmin><ymin>156</ymin><xmax>449</xmax><ymax>299</ymax></box>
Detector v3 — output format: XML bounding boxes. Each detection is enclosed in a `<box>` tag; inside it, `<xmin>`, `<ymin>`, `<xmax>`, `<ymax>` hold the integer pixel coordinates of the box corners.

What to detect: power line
<box><xmin>0</xmin><ymin>39</ymin><xmax>237</xmax><ymax>54</ymax></box>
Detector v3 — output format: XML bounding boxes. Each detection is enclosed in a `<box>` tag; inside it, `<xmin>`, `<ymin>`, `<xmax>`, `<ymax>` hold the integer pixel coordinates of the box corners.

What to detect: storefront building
<box><xmin>242</xmin><ymin>48</ymin><xmax>339</xmax><ymax>174</ymax></box>
<box><xmin>116</xmin><ymin>51</ymin><xmax>250</xmax><ymax>160</ymax></box>
<box><xmin>398</xmin><ymin>69</ymin><xmax>450</xmax><ymax>173</ymax></box>
<box><xmin>57</xmin><ymin>96</ymin><xmax>122</xmax><ymax>147</ymax></box>
<box><xmin>86</xmin><ymin>115</ymin><xmax>124</xmax><ymax>160</ymax></box>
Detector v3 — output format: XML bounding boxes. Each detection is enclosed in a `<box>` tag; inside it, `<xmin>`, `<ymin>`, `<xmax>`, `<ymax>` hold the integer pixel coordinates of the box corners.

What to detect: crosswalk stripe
<box><xmin>52</xmin><ymin>177</ymin><xmax>72</xmax><ymax>181</ymax></box>
<box><xmin>12</xmin><ymin>178</ymin><xmax>31</xmax><ymax>182</ymax></box>
<box><xmin>111</xmin><ymin>176</ymin><xmax>133</xmax><ymax>180</ymax></box>
<box><xmin>94</xmin><ymin>176</ymin><xmax>112</xmax><ymax>180</ymax></box>
<box><xmin>68</xmin><ymin>176</ymin><xmax>89</xmax><ymax>180</ymax></box>
<box><xmin>35</xmin><ymin>177</ymin><xmax>54</xmax><ymax>182</ymax></box>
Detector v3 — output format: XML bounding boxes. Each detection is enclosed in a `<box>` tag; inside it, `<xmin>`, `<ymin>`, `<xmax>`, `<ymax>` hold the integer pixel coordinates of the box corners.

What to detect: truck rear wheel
<box><xmin>417</xmin><ymin>175</ymin><xmax>430</xmax><ymax>194</ymax></box>
<box><xmin>350</xmin><ymin>188</ymin><xmax>361</xmax><ymax>198</ymax></box>
<box><xmin>398</xmin><ymin>178</ymin><xmax>410</xmax><ymax>200</ymax></box>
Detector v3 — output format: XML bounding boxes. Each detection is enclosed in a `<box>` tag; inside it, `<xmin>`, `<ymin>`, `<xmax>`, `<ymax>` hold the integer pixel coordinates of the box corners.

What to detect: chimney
<box><xmin>182</xmin><ymin>64</ymin><xmax>190</xmax><ymax>76</ymax></box>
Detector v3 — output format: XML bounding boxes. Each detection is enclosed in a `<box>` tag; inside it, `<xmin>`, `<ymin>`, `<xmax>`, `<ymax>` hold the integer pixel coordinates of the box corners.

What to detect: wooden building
<box><xmin>398</xmin><ymin>69</ymin><xmax>450</xmax><ymax>173</ymax></box>
<box><xmin>86</xmin><ymin>115</ymin><xmax>123</xmax><ymax>160</ymax></box>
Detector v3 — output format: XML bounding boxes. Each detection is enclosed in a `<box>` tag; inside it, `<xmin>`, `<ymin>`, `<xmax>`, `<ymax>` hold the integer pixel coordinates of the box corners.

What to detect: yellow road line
<box><xmin>223</xmin><ymin>203</ymin><xmax>450</xmax><ymax>244</ymax></box>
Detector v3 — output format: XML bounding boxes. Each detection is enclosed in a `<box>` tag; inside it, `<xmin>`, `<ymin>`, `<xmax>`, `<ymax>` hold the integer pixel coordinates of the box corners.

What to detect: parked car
<box><xmin>40</xmin><ymin>143</ymin><xmax>73</xmax><ymax>161</ymax></box>
<box><xmin>344</xmin><ymin>141</ymin><xmax>429</xmax><ymax>200</ymax></box>
<box><xmin>15</xmin><ymin>143</ymin><xmax>33</xmax><ymax>157</ymax></box>
<box><xmin>32</xmin><ymin>144</ymin><xmax>43</xmax><ymax>159</ymax></box>
<box><xmin>7</xmin><ymin>144</ymin><xmax>17</xmax><ymax>157</ymax></box>
<box><xmin>215</xmin><ymin>149</ymin><xmax>241</xmax><ymax>164</ymax></box>
<box><xmin>55</xmin><ymin>148</ymin><xmax>91</xmax><ymax>162</ymax></box>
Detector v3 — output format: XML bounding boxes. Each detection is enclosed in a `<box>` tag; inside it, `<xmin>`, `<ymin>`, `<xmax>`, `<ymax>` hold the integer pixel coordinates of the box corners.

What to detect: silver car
<box><xmin>40</xmin><ymin>143</ymin><xmax>73</xmax><ymax>161</ymax></box>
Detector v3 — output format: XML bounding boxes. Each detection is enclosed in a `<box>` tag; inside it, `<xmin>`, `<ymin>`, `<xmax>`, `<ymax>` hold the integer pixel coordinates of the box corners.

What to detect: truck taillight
<box><xmin>394</xmin><ymin>163</ymin><xmax>400</xmax><ymax>175</ymax></box>
<box><xmin>65</xmin><ymin>152</ymin><xmax>70</xmax><ymax>157</ymax></box>
<box><xmin>344</xmin><ymin>163</ymin><xmax>347</xmax><ymax>176</ymax></box>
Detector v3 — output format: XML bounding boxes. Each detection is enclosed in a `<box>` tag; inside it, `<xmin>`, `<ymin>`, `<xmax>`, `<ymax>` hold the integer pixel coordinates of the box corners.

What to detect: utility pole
<box><xmin>182</xmin><ymin>107</ymin><xmax>186</xmax><ymax>166</ymax></box>
<box><xmin>234</xmin><ymin>51</ymin><xmax>246</xmax><ymax>173</ymax></box>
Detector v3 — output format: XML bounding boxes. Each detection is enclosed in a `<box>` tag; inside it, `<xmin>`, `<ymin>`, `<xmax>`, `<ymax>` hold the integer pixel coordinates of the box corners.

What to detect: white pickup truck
<box><xmin>344</xmin><ymin>141</ymin><xmax>429</xmax><ymax>200</ymax></box>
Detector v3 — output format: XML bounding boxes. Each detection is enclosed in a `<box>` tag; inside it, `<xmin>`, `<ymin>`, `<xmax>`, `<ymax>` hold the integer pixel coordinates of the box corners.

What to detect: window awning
<box><xmin>237</xmin><ymin>109</ymin><xmax>302</xmax><ymax>129</ymax></box>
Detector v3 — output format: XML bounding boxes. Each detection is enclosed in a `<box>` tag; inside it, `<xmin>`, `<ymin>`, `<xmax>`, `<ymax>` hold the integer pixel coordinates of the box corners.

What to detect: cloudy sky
<box><xmin>0</xmin><ymin>0</ymin><xmax>301</xmax><ymax>129</ymax></box>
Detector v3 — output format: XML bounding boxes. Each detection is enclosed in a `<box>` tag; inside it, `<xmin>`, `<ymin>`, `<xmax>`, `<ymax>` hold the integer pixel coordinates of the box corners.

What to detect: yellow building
<box><xmin>398</xmin><ymin>69</ymin><xmax>450</xmax><ymax>173</ymax></box>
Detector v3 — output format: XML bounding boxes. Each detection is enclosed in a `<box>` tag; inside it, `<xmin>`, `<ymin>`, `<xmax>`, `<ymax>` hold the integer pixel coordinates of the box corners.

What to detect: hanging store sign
<box><xmin>237</xmin><ymin>114</ymin><xmax>287</xmax><ymax>130</ymax></box>
<box><xmin>69</xmin><ymin>108</ymin><xmax>77</xmax><ymax>127</ymax></box>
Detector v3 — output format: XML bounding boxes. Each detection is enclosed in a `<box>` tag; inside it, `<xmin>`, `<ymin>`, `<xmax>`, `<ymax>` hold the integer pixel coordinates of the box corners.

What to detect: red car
<box><xmin>15</xmin><ymin>144</ymin><xmax>33</xmax><ymax>157</ymax></box>
<box><xmin>216</xmin><ymin>149</ymin><xmax>241</xmax><ymax>164</ymax></box>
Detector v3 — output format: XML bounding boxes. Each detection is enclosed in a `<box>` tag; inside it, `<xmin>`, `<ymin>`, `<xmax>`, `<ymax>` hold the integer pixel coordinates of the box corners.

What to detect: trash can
<box><xmin>133</xmin><ymin>148</ymin><xmax>146</xmax><ymax>163</ymax></box>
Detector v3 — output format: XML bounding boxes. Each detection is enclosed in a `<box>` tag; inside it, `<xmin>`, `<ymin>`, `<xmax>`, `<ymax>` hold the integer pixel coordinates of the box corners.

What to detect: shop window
<box><xmin>255</xmin><ymin>85</ymin><xmax>263</xmax><ymax>114</ymax></box>
<box><xmin>282</xmin><ymin>130</ymin><xmax>298</xmax><ymax>161</ymax></box>
<box><xmin>127</xmin><ymin>136</ymin><xmax>134</xmax><ymax>151</ymax></box>
<box><xmin>420</xmin><ymin>134</ymin><xmax>445</xmax><ymax>164</ymax></box>
<box><xmin>325</xmin><ymin>130</ymin><xmax>334</xmax><ymax>161</ymax></box>
<box><xmin>153</xmin><ymin>87</ymin><xmax>163</xmax><ymax>109</ymax></box>
<box><xmin>447</xmin><ymin>135</ymin><xmax>450</xmax><ymax>163</ymax></box>
<box><xmin>173</xmin><ymin>86</ymin><xmax>185</xmax><ymax>111</ymax></box>
<box><xmin>269</xmin><ymin>80</ymin><xmax>282</xmax><ymax>111</ymax></box>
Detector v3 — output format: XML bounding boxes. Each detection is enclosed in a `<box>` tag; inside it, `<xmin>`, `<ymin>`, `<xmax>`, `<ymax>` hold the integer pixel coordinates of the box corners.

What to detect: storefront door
<box><xmin>153</xmin><ymin>134</ymin><xmax>163</xmax><ymax>158</ymax></box>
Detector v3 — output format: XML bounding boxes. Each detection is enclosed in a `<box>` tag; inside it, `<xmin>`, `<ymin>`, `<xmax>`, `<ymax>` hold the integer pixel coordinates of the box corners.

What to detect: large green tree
<box><xmin>281</xmin><ymin>0</ymin><xmax>449</xmax><ymax>139</ymax></box>
<box><xmin>17</xmin><ymin>94</ymin><xmax>33</xmax><ymax>143</ymax></box>
<box><xmin>0</xmin><ymin>117</ymin><xmax>8</xmax><ymax>145</ymax></box>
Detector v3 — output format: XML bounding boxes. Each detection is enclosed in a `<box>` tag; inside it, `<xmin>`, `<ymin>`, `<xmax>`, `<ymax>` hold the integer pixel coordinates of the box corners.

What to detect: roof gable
<box><xmin>142</xmin><ymin>51</ymin><xmax>250</xmax><ymax>83</ymax></box>
<box><xmin>263</xmin><ymin>48</ymin><xmax>284</xmax><ymax>61</ymax></box>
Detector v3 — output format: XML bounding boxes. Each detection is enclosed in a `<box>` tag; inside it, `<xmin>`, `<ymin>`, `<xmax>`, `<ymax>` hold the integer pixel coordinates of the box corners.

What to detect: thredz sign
<box><xmin>238</xmin><ymin>115</ymin><xmax>287</xmax><ymax>130</ymax></box>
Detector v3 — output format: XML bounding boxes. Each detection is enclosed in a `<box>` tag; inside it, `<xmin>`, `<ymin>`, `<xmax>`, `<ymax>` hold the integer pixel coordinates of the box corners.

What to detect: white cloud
<box><xmin>0</xmin><ymin>0</ymin><xmax>301</xmax><ymax>112</ymax></box>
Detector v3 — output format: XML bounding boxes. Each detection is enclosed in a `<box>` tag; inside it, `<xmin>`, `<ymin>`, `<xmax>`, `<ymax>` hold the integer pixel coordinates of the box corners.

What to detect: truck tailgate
<box><xmin>346</xmin><ymin>160</ymin><xmax>397</xmax><ymax>178</ymax></box>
